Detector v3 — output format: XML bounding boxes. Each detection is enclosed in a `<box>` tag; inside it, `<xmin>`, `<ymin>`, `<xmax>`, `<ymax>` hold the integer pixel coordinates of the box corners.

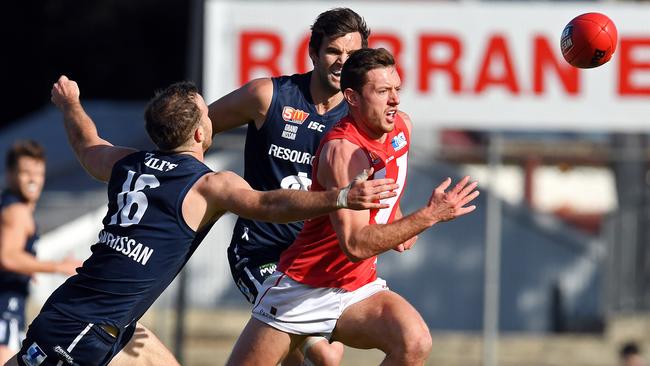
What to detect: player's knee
<box><xmin>305</xmin><ymin>341</ymin><xmax>344</xmax><ymax>366</ymax></box>
<box><xmin>393</xmin><ymin>322</ymin><xmax>432</xmax><ymax>362</ymax></box>
<box><xmin>401</xmin><ymin>327</ymin><xmax>432</xmax><ymax>360</ymax></box>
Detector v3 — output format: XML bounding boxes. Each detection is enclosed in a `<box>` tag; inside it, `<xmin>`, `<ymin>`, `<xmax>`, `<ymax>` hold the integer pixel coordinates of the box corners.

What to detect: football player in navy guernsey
<box><xmin>207</xmin><ymin>8</ymin><xmax>370</xmax><ymax>365</ymax></box>
<box><xmin>4</xmin><ymin>76</ymin><xmax>397</xmax><ymax>366</ymax></box>
<box><xmin>0</xmin><ymin>141</ymin><xmax>80</xmax><ymax>364</ymax></box>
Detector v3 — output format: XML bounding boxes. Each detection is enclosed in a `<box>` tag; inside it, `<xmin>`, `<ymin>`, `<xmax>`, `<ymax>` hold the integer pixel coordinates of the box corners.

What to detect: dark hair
<box><xmin>340</xmin><ymin>48</ymin><xmax>395</xmax><ymax>93</ymax></box>
<box><xmin>6</xmin><ymin>140</ymin><xmax>46</xmax><ymax>171</ymax></box>
<box><xmin>309</xmin><ymin>8</ymin><xmax>370</xmax><ymax>54</ymax></box>
<box><xmin>144</xmin><ymin>82</ymin><xmax>200</xmax><ymax>150</ymax></box>
<box><xmin>620</xmin><ymin>342</ymin><xmax>641</xmax><ymax>359</ymax></box>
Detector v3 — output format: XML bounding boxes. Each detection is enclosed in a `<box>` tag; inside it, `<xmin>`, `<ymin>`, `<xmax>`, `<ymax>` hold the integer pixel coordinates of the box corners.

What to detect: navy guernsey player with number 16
<box><xmin>5</xmin><ymin>76</ymin><xmax>396</xmax><ymax>366</ymax></box>
<box><xmin>208</xmin><ymin>8</ymin><xmax>370</xmax><ymax>365</ymax></box>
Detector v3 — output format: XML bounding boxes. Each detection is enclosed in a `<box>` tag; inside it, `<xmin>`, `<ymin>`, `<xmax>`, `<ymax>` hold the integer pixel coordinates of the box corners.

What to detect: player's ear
<box><xmin>343</xmin><ymin>88</ymin><xmax>359</xmax><ymax>107</ymax></box>
<box><xmin>308</xmin><ymin>46</ymin><xmax>318</xmax><ymax>67</ymax></box>
<box><xmin>193</xmin><ymin>124</ymin><xmax>205</xmax><ymax>144</ymax></box>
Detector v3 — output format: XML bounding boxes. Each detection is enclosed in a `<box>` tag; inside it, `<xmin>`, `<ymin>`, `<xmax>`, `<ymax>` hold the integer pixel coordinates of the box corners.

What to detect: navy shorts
<box><xmin>227</xmin><ymin>246</ymin><xmax>278</xmax><ymax>304</ymax></box>
<box><xmin>16</xmin><ymin>306</ymin><xmax>135</xmax><ymax>366</ymax></box>
<box><xmin>0</xmin><ymin>292</ymin><xmax>26</xmax><ymax>351</ymax></box>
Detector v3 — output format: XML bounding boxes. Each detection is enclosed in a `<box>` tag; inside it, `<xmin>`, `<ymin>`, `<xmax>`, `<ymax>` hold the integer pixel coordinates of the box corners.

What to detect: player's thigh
<box><xmin>3</xmin><ymin>353</ymin><xmax>18</xmax><ymax>366</ymax></box>
<box><xmin>0</xmin><ymin>346</ymin><xmax>16</xmax><ymax>365</ymax></box>
<box><xmin>332</xmin><ymin>290</ymin><xmax>429</xmax><ymax>352</ymax></box>
<box><xmin>108</xmin><ymin>323</ymin><xmax>178</xmax><ymax>366</ymax></box>
<box><xmin>227</xmin><ymin>318</ymin><xmax>301</xmax><ymax>366</ymax></box>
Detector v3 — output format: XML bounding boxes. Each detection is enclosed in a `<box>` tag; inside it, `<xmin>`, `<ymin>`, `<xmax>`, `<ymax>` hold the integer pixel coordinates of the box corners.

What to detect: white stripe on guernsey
<box><xmin>0</xmin><ymin>320</ymin><xmax>6</xmax><ymax>343</ymax></box>
<box><xmin>8</xmin><ymin>318</ymin><xmax>19</xmax><ymax>351</ymax></box>
<box><xmin>56</xmin><ymin>323</ymin><xmax>94</xmax><ymax>366</ymax></box>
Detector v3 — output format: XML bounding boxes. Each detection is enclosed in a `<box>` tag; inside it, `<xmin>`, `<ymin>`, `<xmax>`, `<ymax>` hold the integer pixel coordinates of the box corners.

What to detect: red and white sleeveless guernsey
<box><xmin>278</xmin><ymin>114</ymin><xmax>410</xmax><ymax>291</ymax></box>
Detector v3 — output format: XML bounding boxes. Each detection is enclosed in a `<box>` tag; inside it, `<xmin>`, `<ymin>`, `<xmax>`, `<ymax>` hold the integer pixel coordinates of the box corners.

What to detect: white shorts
<box><xmin>252</xmin><ymin>271</ymin><xmax>388</xmax><ymax>337</ymax></box>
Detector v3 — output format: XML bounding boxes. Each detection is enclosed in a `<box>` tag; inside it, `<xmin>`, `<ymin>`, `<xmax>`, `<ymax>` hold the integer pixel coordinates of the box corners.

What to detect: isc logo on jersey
<box><xmin>282</xmin><ymin>106</ymin><xmax>309</xmax><ymax>125</ymax></box>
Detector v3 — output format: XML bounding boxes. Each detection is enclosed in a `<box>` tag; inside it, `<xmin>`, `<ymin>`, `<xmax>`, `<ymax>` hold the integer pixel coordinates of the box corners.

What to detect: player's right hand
<box><xmin>394</xmin><ymin>235</ymin><xmax>418</xmax><ymax>252</ymax></box>
<box><xmin>51</xmin><ymin>75</ymin><xmax>81</xmax><ymax>109</ymax></box>
<box><xmin>343</xmin><ymin>168</ymin><xmax>399</xmax><ymax>210</ymax></box>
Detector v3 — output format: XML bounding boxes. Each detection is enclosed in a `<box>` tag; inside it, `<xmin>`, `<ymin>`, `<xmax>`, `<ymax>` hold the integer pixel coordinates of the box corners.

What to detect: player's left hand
<box><xmin>341</xmin><ymin>167</ymin><xmax>399</xmax><ymax>210</ymax></box>
<box><xmin>51</xmin><ymin>75</ymin><xmax>81</xmax><ymax>109</ymax></box>
<box><xmin>426</xmin><ymin>176</ymin><xmax>479</xmax><ymax>223</ymax></box>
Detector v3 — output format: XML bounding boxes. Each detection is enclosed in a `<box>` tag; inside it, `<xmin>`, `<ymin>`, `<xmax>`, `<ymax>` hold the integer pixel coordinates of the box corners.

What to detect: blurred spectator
<box><xmin>620</xmin><ymin>342</ymin><xmax>647</xmax><ymax>366</ymax></box>
<box><xmin>0</xmin><ymin>140</ymin><xmax>80</xmax><ymax>363</ymax></box>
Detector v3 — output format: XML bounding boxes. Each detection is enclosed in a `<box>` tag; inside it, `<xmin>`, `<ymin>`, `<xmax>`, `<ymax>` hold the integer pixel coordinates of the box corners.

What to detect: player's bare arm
<box><xmin>183</xmin><ymin>170</ymin><xmax>398</xmax><ymax>232</ymax></box>
<box><xmin>393</xmin><ymin>206</ymin><xmax>418</xmax><ymax>252</ymax></box>
<box><xmin>51</xmin><ymin>75</ymin><xmax>137</xmax><ymax>182</ymax></box>
<box><xmin>0</xmin><ymin>203</ymin><xmax>78</xmax><ymax>275</ymax></box>
<box><xmin>322</xmin><ymin>139</ymin><xmax>479</xmax><ymax>262</ymax></box>
<box><xmin>207</xmin><ymin>78</ymin><xmax>273</xmax><ymax>133</ymax></box>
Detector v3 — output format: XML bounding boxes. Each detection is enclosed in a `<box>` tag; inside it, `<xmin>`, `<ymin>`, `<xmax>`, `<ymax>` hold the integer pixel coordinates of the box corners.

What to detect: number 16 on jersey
<box><xmin>109</xmin><ymin>171</ymin><xmax>160</xmax><ymax>227</ymax></box>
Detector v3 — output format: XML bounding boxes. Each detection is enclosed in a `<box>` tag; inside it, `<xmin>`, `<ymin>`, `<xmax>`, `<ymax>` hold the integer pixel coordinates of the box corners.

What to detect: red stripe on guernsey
<box><xmin>279</xmin><ymin>114</ymin><xmax>409</xmax><ymax>291</ymax></box>
<box><xmin>252</xmin><ymin>273</ymin><xmax>286</xmax><ymax>313</ymax></box>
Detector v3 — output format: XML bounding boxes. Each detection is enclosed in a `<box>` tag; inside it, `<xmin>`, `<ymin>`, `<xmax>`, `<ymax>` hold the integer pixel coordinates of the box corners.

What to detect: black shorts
<box><xmin>16</xmin><ymin>306</ymin><xmax>135</xmax><ymax>366</ymax></box>
<box><xmin>227</xmin><ymin>246</ymin><xmax>278</xmax><ymax>304</ymax></box>
<box><xmin>0</xmin><ymin>292</ymin><xmax>25</xmax><ymax>350</ymax></box>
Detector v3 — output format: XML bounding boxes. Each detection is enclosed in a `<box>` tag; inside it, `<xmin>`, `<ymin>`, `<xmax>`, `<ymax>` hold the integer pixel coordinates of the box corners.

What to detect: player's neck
<box><xmin>309</xmin><ymin>77</ymin><xmax>343</xmax><ymax>115</ymax></box>
<box><xmin>167</xmin><ymin>146</ymin><xmax>204</xmax><ymax>162</ymax></box>
<box><xmin>350</xmin><ymin>112</ymin><xmax>387</xmax><ymax>143</ymax></box>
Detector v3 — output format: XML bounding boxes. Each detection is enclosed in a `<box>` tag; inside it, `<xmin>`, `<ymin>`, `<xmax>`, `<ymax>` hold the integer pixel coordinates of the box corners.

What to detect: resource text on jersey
<box><xmin>268</xmin><ymin>144</ymin><xmax>315</xmax><ymax>165</ymax></box>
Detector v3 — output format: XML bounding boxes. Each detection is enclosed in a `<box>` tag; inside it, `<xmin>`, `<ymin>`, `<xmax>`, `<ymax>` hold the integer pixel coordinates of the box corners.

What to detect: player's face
<box><xmin>194</xmin><ymin>94</ymin><xmax>213</xmax><ymax>152</ymax></box>
<box><xmin>355</xmin><ymin>66</ymin><xmax>401</xmax><ymax>139</ymax></box>
<box><xmin>311</xmin><ymin>32</ymin><xmax>363</xmax><ymax>93</ymax></box>
<box><xmin>8</xmin><ymin>156</ymin><xmax>45</xmax><ymax>203</ymax></box>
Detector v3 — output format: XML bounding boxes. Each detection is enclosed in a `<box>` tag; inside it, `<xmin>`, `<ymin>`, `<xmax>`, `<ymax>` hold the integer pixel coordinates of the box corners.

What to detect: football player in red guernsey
<box><xmin>227</xmin><ymin>48</ymin><xmax>480</xmax><ymax>366</ymax></box>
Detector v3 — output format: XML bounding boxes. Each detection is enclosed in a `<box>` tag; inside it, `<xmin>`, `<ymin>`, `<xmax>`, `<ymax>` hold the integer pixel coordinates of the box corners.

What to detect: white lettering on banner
<box><xmin>268</xmin><ymin>144</ymin><xmax>314</xmax><ymax>165</ymax></box>
<box><xmin>204</xmin><ymin>2</ymin><xmax>650</xmax><ymax>130</ymax></box>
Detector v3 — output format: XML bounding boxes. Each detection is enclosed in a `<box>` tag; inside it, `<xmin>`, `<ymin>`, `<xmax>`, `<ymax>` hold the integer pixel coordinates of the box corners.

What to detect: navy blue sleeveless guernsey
<box><xmin>0</xmin><ymin>190</ymin><xmax>38</xmax><ymax>296</ymax></box>
<box><xmin>229</xmin><ymin>72</ymin><xmax>349</xmax><ymax>262</ymax></box>
<box><xmin>44</xmin><ymin>151</ymin><xmax>212</xmax><ymax>329</ymax></box>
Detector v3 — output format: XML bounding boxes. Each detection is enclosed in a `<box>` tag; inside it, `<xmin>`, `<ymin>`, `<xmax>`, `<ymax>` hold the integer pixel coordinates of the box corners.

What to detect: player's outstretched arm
<box><xmin>207</xmin><ymin>78</ymin><xmax>273</xmax><ymax>134</ymax></box>
<box><xmin>202</xmin><ymin>170</ymin><xmax>398</xmax><ymax>224</ymax></box>
<box><xmin>392</xmin><ymin>206</ymin><xmax>418</xmax><ymax>253</ymax></box>
<box><xmin>0</xmin><ymin>203</ymin><xmax>79</xmax><ymax>276</ymax></box>
<box><xmin>51</xmin><ymin>75</ymin><xmax>136</xmax><ymax>182</ymax></box>
<box><xmin>322</xmin><ymin>139</ymin><xmax>479</xmax><ymax>262</ymax></box>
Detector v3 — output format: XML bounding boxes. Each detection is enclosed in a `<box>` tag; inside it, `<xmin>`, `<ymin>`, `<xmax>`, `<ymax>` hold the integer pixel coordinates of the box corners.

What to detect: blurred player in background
<box><xmin>5</xmin><ymin>76</ymin><xmax>395</xmax><ymax>366</ymax></box>
<box><xmin>620</xmin><ymin>342</ymin><xmax>647</xmax><ymax>366</ymax></box>
<box><xmin>208</xmin><ymin>7</ymin><xmax>370</xmax><ymax>365</ymax></box>
<box><xmin>0</xmin><ymin>140</ymin><xmax>80</xmax><ymax>364</ymax></box>
<box><xmin>226</xmin><ymin>48</ymin><xmax>480</xmax><ymax>366</ymax></box>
